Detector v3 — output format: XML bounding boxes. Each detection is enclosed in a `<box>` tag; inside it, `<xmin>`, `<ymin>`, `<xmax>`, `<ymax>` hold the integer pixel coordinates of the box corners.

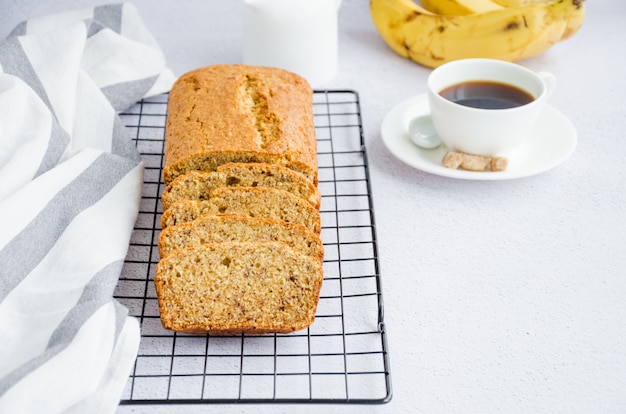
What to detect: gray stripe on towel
<box><xmin>0</xmin><ymin>153</ymin><xmax>138</xmax><ymax>301</ymax></box>
<box><xmin>47</xmin><ymin>260</ymin><xmax>126</xmax><ymax>349</ymax></box>
<box><xmin>111</xmin><ymin>115</ymin><xmax>142</xmax><ymax>162</ymax></box>
<box><xmin>0</xmin><ymin>38</ymin><xmax>54</xmax><ymax>113</ymax></box>
<box><xmin>33</xmin><ymin>120</ymin><xmax>71</xmax><ymax>178</ymax></box>
<box><xmin>94</xmin><ymin>3</ymin><xmax>124</xmax><ymax>34</ymax></box>
<box><xmin>101</xmin><ymin>75</ymin><xmax>159</xmax><ymax>112</ymax></box>
<box><xmin>8</xmin><ymin>21</ymin><xmax>27</xmax><ymax>37</ymax></box>
<box><xmin>85</xmin><ymin>19</ymin><xmax>106</xmax><ymax>38</ymax></box>
<box><xmin>0</xmin><ymin>37</ymin><xmax>70</xmax><ymax>176</ymax></box>
<box><xmin>0</xmin><ymin>262</ymin><xmax>129</xmax><ymax>396</ymax></box>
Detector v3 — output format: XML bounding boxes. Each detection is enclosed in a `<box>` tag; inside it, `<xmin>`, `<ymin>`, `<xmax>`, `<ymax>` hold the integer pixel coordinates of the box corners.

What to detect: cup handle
<box><xmin>538</xmin><ymin>71</ymin><xmax>556</xmax><ymax>100</ymax></box>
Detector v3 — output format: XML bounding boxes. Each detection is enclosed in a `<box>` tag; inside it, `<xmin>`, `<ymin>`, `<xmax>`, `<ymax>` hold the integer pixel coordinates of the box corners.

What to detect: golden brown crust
<box><xmin>163</xmin><ymin>65</ymin><xmax>317</xmax><ymax>185</ymax></box>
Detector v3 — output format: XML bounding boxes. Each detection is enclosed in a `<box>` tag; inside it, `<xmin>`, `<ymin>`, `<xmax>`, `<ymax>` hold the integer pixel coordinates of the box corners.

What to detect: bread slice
<box><xmin>160</xmin><ymin>187</ymin><xmax>321</xmax><ymax>233</ymax></box>
<box><xmin>161</xmin><ymin>163</ymin><xmax>321</xmax><ymax>211</ymax></box>
<box><xmin>154</xmin><ymin>242</ymin><xmax>323</xmax><ymax>334</ymax></box>
<box><xmin>158</xmin><ymin>214</ymin><xmax>324</xmax><ymax>261</ymax></box>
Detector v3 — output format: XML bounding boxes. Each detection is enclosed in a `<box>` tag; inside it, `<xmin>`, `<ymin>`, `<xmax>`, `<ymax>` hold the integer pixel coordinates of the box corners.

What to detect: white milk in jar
<box><xmin>243</xmin><ymin>0</ymin><xmax>340</xmax><ymax>87</ymax></box>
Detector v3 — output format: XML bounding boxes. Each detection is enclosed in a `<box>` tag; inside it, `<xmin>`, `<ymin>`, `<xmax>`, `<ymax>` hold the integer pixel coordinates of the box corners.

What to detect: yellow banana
<box><xmin>560</xmin><ymin>0</ymin><xmax>585</xmax><ymax>39</ymax></box>
<box><xmin>370</xmin><ymin>0</ymin><xmax>583</xmax><ymax>68</ymax></box>
<box><xmin>420</xmin><ymin>0</ymin><xmax>502</xmax><ymax>15</ymax></box>
<box><xmin>493</xmin><ymin>0</ymin><xmax>550</xmax><ymax>6</ymax></box>
<box><xmin>421</xmin><ymin>0</ymin><xmax>585</xmax><ymax>40</ymax></box>
<box><xmin>423</xmin><ymin>0</ymin><xmax>549</xmax><ymax>13</ymax></box>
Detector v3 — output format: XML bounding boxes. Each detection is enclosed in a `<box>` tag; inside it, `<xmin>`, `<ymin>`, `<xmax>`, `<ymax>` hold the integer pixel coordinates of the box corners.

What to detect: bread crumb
<box><xmin>442</xmin><ymin>151</ymin><xmax>508</xmax><ymax>172</ymax></box>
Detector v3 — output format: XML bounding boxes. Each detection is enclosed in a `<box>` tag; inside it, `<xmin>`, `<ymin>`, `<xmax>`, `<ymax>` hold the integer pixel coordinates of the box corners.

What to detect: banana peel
<box><xmin>370</xmin><ymin>0</ymin><xmax>585</xmax><ymax>68</ymax></box>
<box><xmin>420</xmin><ymin>0</ymin><xmax>503</xmax><ymax>15</ymax></box>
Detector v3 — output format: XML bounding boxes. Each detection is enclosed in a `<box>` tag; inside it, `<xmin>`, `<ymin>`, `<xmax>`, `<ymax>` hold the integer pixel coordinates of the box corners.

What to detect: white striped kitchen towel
<box><xmin>0</xmin><ymin>3</ymin><xmax>175</xmax><ymax>413</ymax></box>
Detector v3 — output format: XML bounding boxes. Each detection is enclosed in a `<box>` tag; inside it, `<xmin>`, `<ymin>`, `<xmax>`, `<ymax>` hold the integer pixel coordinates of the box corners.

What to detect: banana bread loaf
<box><xmin>161</xmin><ymin>162</ymin><xmax>321</xmax><ymax>211</ymax></box>
<box><xmin>158</xmin><ymin>214</ymin><xmax>324</xmax><ymax>262</ymax></box>
<box><xmin>160</xmin><ymin>187</ymin><xmax>321</xmax><ymax>233</ymax></box>
<box><xmin>154</xmin><ymin>242</ymin><xmax>324</xmax><ymax>334</ymax></box>
<box><xmin>163</xmin><ymin>65</ymin><xmax>317</xmax><ymax>185</ymax></box>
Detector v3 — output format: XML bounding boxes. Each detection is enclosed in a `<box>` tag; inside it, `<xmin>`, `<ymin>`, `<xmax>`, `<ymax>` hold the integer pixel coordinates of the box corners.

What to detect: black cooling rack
<box><xmin>115</xmin><ymin>90</ymin><xmax>392</xmax><ymax>405</ymax></box>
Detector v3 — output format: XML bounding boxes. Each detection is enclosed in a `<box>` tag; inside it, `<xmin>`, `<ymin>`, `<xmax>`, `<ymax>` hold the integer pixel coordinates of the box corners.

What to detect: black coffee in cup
<box><xmin>439</xmin><ymin>81</ymin><xmax>534</xmax><ymax>110</ymax></box>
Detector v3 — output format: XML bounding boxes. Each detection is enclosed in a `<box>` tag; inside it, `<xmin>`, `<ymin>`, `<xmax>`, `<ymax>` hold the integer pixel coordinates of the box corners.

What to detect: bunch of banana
<box><xmin>369</xmin><ymin>0</ymin><xmax>585</xmax><ymax>68</ymax></box>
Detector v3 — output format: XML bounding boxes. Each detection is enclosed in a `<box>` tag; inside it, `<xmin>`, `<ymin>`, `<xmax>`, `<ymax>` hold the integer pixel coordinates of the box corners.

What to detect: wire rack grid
<box><xmin>115</xmin><ymin>90</ymin><xmax>392</xmax><ymax>405</ymax></box>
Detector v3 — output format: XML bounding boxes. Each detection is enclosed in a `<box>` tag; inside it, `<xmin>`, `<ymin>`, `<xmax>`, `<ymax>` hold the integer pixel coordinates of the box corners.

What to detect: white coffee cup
<box><xmin>427</xmin><ymin>58</ymin><xmax>556</xmax><ymax>157</ymax></box>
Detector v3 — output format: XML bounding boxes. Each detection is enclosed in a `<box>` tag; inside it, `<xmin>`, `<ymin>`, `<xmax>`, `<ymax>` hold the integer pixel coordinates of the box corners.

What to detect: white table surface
<box><xmin>3</xmin><ymin>1</ymin><xmax>625</xmax><ymax>413</ymax></box>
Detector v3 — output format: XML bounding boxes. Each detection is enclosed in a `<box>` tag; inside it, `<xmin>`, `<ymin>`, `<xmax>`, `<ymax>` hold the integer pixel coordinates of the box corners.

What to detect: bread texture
<box><xmin>163</xmin><ymin>65</ymin><xmax>317</xmax><ymax>185</ymax></box>
<box><xmin>154</xmin><ymin>242</ymin><xmax>323</xmax><ymax>334</ymax></box>
<box><xmin>161</xmin><ymin>162</ymin><xmax>321</xmax><ymax>211</ymax></box>
<box><xmin>160</xmin><ymin>187</ymin><xmax>321</xmax><ymax>234</ymax></box>
<box><xmin>158</xmin><ymin>214</ymin><xmax>324</xmax><ymax>262</ymax></box>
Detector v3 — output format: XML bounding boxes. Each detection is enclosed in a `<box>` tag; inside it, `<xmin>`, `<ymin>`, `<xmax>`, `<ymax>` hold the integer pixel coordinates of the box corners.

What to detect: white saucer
<box><xmin>381</xmin><ymin>94</ymin><xmax>577</xmax><ymax>180</ymax></box>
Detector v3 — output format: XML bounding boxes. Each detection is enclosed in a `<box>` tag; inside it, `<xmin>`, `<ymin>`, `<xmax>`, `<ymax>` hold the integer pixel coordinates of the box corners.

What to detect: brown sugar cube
<box><xmin>490</xmin><ymin>156</ymin><xmax>508</xmax><ymax>172</ymax></box>
<box><xmin>459</xmin><ymin>153</ymin><xmax>491</xmax><ymax>171</ymax></box>
<box><xmin>442</xmin><ymin>151</ymin><xmax>464</xmax><ymax>169</ymax></box>
<box><xmin>442</xmin><ymin>151</ymin><xmax>508</xmax><ymax>172</ymax></box>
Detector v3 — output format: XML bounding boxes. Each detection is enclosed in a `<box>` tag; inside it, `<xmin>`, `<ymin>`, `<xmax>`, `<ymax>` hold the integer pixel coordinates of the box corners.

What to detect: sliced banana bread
<box><xmin>160</xmin><ymin>187</ymin><xmax>321</xmax><ymax>233</ymax></box>
<box><xmin>158</xmin><ymin>214</ymin><xmax>324</xmax><ymax>261</ymax></box>
<box><xmin>161</xmin><ymin>162</ymin><xmax>321</xmax><ymax>211</ymax></box>
<box><xmin>154</xmin><ymin>242</ymin><xmax>324</xmax><ymax>334</ymax></box>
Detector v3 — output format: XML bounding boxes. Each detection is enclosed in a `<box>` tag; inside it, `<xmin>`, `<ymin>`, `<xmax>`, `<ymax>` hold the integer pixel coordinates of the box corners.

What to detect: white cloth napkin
<box><xmin>0</xmin><ymin>3</ymin><xmax>175</xmax><ymax>413</ymax></box>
